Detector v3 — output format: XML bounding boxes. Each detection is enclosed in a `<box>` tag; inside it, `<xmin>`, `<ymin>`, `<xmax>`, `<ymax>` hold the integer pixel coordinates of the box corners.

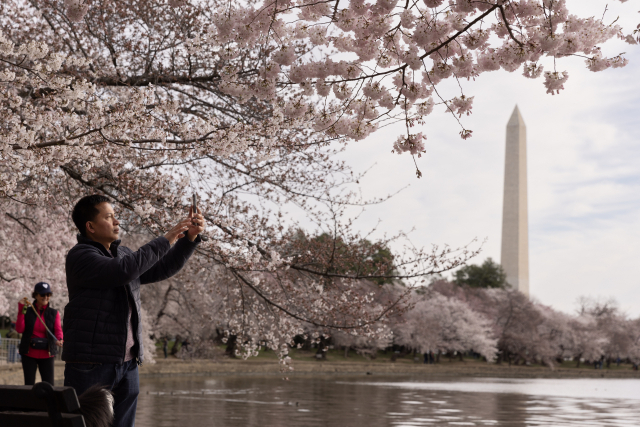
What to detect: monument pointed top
<box><xmin>507</xmin><ymin>105</ymin><xmax>526</xmax><ymax>128</ymax></box>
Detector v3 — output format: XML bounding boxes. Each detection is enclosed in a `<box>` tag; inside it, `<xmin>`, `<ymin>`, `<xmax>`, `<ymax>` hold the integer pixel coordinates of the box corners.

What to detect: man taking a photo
<box><xmin>62</xmin><ymin>194</ymin><xmax>205</xmax><ymax>427</ymax></box>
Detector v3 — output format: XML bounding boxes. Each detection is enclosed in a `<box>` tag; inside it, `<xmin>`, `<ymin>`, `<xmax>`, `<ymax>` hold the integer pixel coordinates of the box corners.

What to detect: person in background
<box><xmin>6</xmin><ymin>321</ymin><xmax>21</xmax><ymax>363</ymax></box>
<box><xmin>6</xmin><ymin>321</ymin><xmax>21</xmax><ymax>339</ymax></box>
<box><xmin>16</xmin><ymin>282</ymin><xmax>64</xmax><ymax>385</ymax></box>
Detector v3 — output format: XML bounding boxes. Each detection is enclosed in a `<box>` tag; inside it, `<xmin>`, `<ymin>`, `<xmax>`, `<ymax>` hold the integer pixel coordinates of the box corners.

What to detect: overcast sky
<box><xmin>329</xmin><ymin>0</ymin><xmax>640</xmax><ymax>316</ymax></box>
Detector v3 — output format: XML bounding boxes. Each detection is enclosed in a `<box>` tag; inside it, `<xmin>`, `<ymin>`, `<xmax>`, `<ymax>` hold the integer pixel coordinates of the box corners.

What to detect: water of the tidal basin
<box><xmin>135</xmin><ymin>374</ymin><xmax>640</xmax><ymax>426</ymax></box>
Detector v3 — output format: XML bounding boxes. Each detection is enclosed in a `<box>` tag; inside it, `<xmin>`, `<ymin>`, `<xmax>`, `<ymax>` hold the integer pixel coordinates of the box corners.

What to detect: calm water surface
<box><xmin>135</xmin><ymin>374</ymin><xmax>640</xmax><ymax>426</ymax></box>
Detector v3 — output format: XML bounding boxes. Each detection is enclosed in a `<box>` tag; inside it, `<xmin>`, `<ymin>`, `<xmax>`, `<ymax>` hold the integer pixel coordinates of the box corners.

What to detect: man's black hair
<box><xmin>72</xmin><ymin>195</ymin><xmax>111</xmax><ymax>236</ymax></box>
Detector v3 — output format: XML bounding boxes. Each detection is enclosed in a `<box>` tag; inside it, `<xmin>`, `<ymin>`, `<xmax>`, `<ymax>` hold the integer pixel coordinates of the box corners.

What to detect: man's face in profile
<box><xmin>87</xmin><ymin>202</ymin><xmax>120</xmax><ymax>244</ymax></box>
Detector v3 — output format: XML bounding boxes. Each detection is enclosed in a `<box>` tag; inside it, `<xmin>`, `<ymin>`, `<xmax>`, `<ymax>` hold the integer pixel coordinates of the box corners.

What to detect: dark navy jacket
<box><xmin>62</xmin><ymin>234</ymin><xmax>199</xmax><ymax>364</ymax></box>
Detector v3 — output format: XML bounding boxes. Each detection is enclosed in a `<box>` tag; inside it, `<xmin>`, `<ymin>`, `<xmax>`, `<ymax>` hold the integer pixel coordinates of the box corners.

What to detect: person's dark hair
<box><xmin>77</xmin><ymin>385</ymin><xmax>115</xmax><ymax>427</ymax></box>
<box><xmin>72</xmin><ymin>195</ymin><xmax>111</xmax><ymax>236</ymax></box>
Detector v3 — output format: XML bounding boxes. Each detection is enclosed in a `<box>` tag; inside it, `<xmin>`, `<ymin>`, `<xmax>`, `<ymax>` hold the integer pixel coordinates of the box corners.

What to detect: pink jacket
<box><xmin>16</xmin><ymin>303</ymin><xmax>63</xmax><ymax>359</ymax></box>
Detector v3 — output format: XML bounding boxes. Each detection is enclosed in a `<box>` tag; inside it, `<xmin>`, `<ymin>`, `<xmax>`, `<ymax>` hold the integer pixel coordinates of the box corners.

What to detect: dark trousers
<box><xmin>64</xmin><ymin>360</ymin><xmax>139</xmax><ymax>427</ymax></box>
<box><xmin>21</xmin><ymin>355</ymin><xmax>55</xmax><ymax>385</ymax></box>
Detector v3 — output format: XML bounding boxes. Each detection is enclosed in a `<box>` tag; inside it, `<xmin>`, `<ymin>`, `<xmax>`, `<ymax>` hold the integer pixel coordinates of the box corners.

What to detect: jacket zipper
<box><xmin>106</xmin><ymin>244</ymin><xmax>140</xmax><ymax>365</ymax></box>
<box><xmin>106</xmin><ymin>249</ymin><xmax>128</xmax><ymax>365</ymax></box>
<box><xmin>122</xmin><ymin>287</ymin><xmax>128</xmax><ymax>364</ymax></box>
<box><xmin>125</xmin><ymin>286</ymin><xmax>143</xmax><ymax>366</ymax></box>
<box><xmin>126</xmin><ymin>285</ymin><xmax>142</xmax><ymax>366</ymax></box>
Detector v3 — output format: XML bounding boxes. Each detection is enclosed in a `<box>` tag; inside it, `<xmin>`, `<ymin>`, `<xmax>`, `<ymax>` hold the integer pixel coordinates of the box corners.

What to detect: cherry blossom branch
<box><xmin>230</xmin><ymin>266</ymin><xmax>406</xmax><ymax>330</ymax></box>
<box><xmin>324</xmin><ymin>4</ymin><xmax>499</xmax><ymax>85</ymax></box>
<box><xmin>0</xmin><ymin>272</ymin><xmax>17</xmax><ymax>282</ymax></box>
<box><xmin>497</xmin><ymin>5</ymin><xmax>524</xmax><ymax>47</ymax></box>
<box><xmin>5</xmin><ymin>212</ymin><xmax>36</xmax><ymax>235</ymax></box>
<box><xmin>95</xmin><ymin>73</ymin><xmax>223</xmax><ymax>87</ymax></box>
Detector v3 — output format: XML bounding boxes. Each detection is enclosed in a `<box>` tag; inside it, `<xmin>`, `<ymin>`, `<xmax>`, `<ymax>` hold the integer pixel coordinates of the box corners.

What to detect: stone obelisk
<box><xmin>500</xmin><ymin>106</ymin><xmax>529</xmax><ymax>297</ymax></box>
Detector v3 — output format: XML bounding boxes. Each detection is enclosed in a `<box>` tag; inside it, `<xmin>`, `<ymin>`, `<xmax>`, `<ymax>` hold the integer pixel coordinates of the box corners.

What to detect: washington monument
<box><xmin>500</xmin><ymin>106</ymin><xmax>530</xmax><ymax>297</ymax></box>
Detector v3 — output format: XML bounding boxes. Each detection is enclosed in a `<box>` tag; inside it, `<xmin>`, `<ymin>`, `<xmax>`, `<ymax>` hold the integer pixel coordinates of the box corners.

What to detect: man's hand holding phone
<box><xmin>164</xmin><ymin>203</ymin><xmax>206</xmax><ymax>245</ymax></box>
<box><xmin>164</xmin><ymin>218</ymin><xmax>193</xmax><ymax>245</ymax></box>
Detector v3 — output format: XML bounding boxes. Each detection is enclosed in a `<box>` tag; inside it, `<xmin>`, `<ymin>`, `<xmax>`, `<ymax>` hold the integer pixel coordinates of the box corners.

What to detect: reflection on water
<box><xmin>135</xmin><ymin>375</ymin><xmax>640</xmax><ymax>426</ymax></box>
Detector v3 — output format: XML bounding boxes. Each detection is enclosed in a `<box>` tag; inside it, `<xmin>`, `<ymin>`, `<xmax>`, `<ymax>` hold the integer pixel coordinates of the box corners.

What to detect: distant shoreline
<box><xmin>2</xmin><ymin>357</ymin><xmax>639</xmax><ymax>386</ymax></box>
<box><xmin>137</xmin><ymin>358</ymin><xmax>640</xmax><ymax>380</ymax></box>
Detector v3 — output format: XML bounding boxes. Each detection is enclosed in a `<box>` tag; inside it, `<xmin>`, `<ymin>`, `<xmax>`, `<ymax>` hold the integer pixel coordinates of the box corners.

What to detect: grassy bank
<box><xmin>162</xmin><ymin>344</ymin><xmax>640</xmax><ymax>371</ymax></box>
<box><xmin>140</xmin><ymin>346</ymin><xmax>640</xmax><ymax>379</ymax></box>
<box><xmin>140</xmin><ymin>351</ymin><xmax>640</xmax><ymax>380</ymax></box>
<box><xmin>2</xmin><ymin>348</ymin><xmax>639</xmax><ymax>386</ymax></box>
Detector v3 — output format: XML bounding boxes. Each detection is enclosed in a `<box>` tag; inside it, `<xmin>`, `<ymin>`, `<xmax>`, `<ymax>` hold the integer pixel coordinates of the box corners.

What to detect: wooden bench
<box><xmin>0</xmin><ymin>382</ymin><xmax>86</xmax><ymax>427</ymax></box>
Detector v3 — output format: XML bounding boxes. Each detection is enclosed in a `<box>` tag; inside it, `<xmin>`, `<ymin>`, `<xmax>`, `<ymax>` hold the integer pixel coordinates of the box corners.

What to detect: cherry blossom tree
<box><xmin>577</xmin><ymin>297</ymin><xmax>638</xmax><ymax>367</ymax></box>
<box><xmin>2</xmin><ymin>0</ymin><xmax>635</xmax><ymax>191</ymax></box>
<box><xmin>0</xmin><ymin>204</ymin><xmax>74</xmax><ymax>317</ymax></box>
<box><xmin>1</xmin><ymin>0</ymin><xmax>638</xmax><ymax>364</ymax></box>
<box><xmin>393</xmin><ymin>291</ymin><xmax>498</xmax><ymax>360</ymax></box>
<box><xmin>137</xmin><ymin>230</ymin><xmax>414</xmax><ymax>363</ymax></box>
<box><xmin>568</xmin><ymin>315</ymin><xmax>607</xmax><ymax>367</ymax></box>
<box><xmin>626</xmin><ymin>318</ymin><xmax>640</xmax><ymax>366</ymax></box>
<box><xmin>428</xmin><ymin>281</ymin><xmax>602</xmax><ymax>367</ymax></box>
<box><xmin>332</xmin><ymin>328</ymin><xmax>393</xmax><ymax>358</ymax></box>
<box><xmin>536</xmin><ymin>305</ymin><xmax>578</xmax><ymax>364</ymax></box>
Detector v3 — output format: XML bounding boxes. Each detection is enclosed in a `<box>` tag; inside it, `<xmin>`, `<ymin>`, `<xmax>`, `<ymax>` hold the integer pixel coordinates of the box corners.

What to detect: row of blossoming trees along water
<box><xmin>141</xmin><ymin>256</ymin><xmax>640</xmax><ymax>369</ymax></box>
<box><xmin>2</xmin><ymin>204</ymin><xmax>638</xmax><ymax>369</ymax></box>
<box><xmin>1</xmin><ymin>1</ymin><xmax>639</xmax><ymax>368</ymax></box>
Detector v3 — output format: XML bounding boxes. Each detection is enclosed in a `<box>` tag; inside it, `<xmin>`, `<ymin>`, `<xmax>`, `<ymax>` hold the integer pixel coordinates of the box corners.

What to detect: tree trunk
<box><xmin>458</xmin><ymin>352</ymin><xmax>464</xmax><ymax>362</ymax></box>
<box><xmin>225</xmin><ymin>335</ymin><xmax>238</xmax><ymax>358</ymax></box>
<box><xmin>315</xmin><ymin>336</ymin><xmax>328</xmax><ymax>360</ymax></box>
<box><xmin>344</xmin><ymin>346</ymin><xmax>349</xmax><ymax>358</ymax></box>
<box><xmin>170</xmin><ymin>335</ymin><xmax>181</xmax><ymax>356</ymax></box>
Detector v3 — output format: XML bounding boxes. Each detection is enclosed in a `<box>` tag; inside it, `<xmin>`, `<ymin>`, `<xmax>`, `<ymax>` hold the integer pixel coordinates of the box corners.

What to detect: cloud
<box><xmin>332</xmin><ymin>1</ymin><xmax>640</xmax><ymax>315</ymax></box>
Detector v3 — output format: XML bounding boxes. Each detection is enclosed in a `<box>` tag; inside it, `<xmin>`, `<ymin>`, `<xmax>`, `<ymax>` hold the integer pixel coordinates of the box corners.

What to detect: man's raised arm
<box><xmin>66</xmin><ymin>217</ymin><xmax>194</xmax><ymax>290</ymax></box>
<box><xmin>140</xmin><ymin>208</ymin><xmax>205</xmax><ymax>284</ymax></box>
<box><xmin>139</xmin><ymin>235</ymin><xmax>200</xmax><ymax>284</ymax></box>
<box><xmin>66</xmin><ymin>236</ymin><xmax>171</xmax><ymax>290</ymax></box>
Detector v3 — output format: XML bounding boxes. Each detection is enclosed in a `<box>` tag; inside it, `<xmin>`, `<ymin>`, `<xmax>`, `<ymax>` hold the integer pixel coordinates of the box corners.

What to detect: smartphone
<box><xmin>191</xmin><ymin>193</ymin><xmax>209</xmax><ymax>241</ymax></box>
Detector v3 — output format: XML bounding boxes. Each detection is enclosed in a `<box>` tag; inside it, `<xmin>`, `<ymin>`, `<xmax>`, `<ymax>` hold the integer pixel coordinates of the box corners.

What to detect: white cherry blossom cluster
<box><xmin>393</xmin><ymin>132</ymin><xmax>426</xmax><ymax>156</ymax></box>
